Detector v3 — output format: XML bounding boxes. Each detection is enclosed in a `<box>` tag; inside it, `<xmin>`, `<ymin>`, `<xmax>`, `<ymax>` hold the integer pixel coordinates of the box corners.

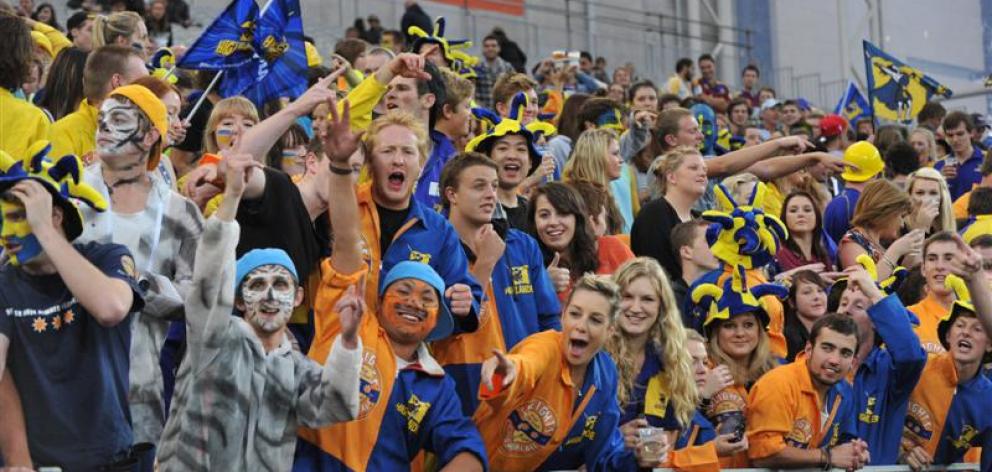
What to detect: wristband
<box><xmin>199</xmin><ymin>153</ymin><xmax>223</xmax><ymax>167</ymax></box>
<box><xmin>328</xmin><ymin>163</ymin><xmax>354</xmax><ymax>175</ymax></box>
<box><xmin>821</xmin><ymin>446</ymin><xmax>831</xmax><ymax>470</ymax></box>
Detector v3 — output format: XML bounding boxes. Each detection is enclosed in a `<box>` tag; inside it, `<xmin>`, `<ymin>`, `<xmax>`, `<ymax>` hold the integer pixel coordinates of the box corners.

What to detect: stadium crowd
<box><xmin>2</xmin><ymin>0</ymin><xmax>992</xmax><ymax>471</ymax></box>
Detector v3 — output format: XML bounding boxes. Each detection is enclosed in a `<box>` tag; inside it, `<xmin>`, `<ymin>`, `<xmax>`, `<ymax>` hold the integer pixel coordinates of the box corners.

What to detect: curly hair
<box><xmin>607</xmin><ymin>257</ymin><xmax>698</xmax><ymax>427</ymax></box>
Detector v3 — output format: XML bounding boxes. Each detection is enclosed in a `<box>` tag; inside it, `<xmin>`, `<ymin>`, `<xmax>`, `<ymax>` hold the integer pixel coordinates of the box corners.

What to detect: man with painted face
<box><xmin>49</xmin><ymin>45</ymin><xmax>148</xmax><ymax>162</ymax></box>
<box><xmin>156</xmin><ymin>153</ymin><xmax>362</xmax><ymax>471</ymax></box>
<box><xmin>295</xmin><ymin>106</ymin><xmax>486</xmax><ymax>471</ymax></box>
<box><xmin>747</xmin><ymin>314</ymin><xmax>870</xmax><ymax>470</ymax></box>
<box><xmin>0</xmin><ymin>142</ymin><xmax>143</xmax><ymax>470</ymax></box>
<box><xmin>432</xmin><ymin>152</ymin><xmax>561</xmax><ymax>415</ymax></box>
<box><xmin>830</xmin><ymin>262</ymin><xmax>927</xmax><ymax>465</ymax></box>
<box><xmin>75</xmin><ymin>83</ymin><xmax>205</xmax><ymax>449</ymax></box>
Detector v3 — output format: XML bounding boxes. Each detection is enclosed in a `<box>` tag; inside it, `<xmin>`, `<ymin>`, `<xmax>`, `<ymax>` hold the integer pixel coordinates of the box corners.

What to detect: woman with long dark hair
<box><xmin>528</xmin><ymin>182</ymin><xmax>633</xmax><ymax>302</ymax></box>
<box><xmin>782</xmin><ymin>270</ymin><xmax>829</xmax><ymax>361</ymax></box>
<box><xmin>776</xmin><ymin>190</ymin><xmax>834</xmax><ymax>271</ymax></box>
<box><xmin>31</xmin><ymin>2</ymin><xmax>61</xmax><ymax>31</ymax></box>
<box><xmin>33</xmin><ymin>47</ymin><xmax>85</xmax><ymax>121</ymax></box>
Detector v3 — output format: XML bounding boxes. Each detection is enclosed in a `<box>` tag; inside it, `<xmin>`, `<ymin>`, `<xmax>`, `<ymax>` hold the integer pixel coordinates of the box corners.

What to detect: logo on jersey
<box><xmin>359</xmin><ymin>236</ymin><xmax>373</xmax><ymax>274</ymax></box>
<box><xmin>357</xmin><ymin>348</ymin><xmax>382</xmax><ymax>418</ymax></box>
<box><xmin>920</xmin><ymin>341</ymin><xmax>946</xmax><ymax>355</ymax></box>
<box><xmin>505</xmin><ymin>265</ymin><xmax>534</xmax><ymax>295</ymax></box>
<box><xmin>645</xmin><ymin>375</ymin><xmax>670</xmax><ymax>418</ymax></box>
<box><xmin>903</xmin><ymin>401</ymin><xmax>934</xmax><ymax>448</ymax></box>
<box><xmin>409</xmin><ymin>250</ymin><xmax>431</xmax><ymax>264</ymax></box>
<box><xmin>951</xmin><ymin>425</ymin><xmax>979</xmax><ymax>451</ymax></box>
<box><xmin>120</xmin><ymin>255</ymin><xmax>137</xmax><ymax>279</ymax></box>
<box><xmin>785</xmin><ymin>417</ymin><xmax>813</xmax><ymax>448</ymax></box>
<box><xmin>565</xmin><ymin>414</ymin><xmax>599</xmax><ymax>446</ymax></box>
<box><xmin>709</xmin><ymin>389</ymin><xmax>746</xmax><ymax>416</ymax></box>
<box><xmin>500</xmin><ymin>398</ymin><xmax>558</xmax><ymax>456</ymax></box>
<box><xmin>858</xmin><ymin>396</ymin><xmax>879</xmax><ymax>424</ymax></box>
<box><xmin>396</xmin><ymin>394</ymin><xmax>432</xmax><ymax>434</ymax></box>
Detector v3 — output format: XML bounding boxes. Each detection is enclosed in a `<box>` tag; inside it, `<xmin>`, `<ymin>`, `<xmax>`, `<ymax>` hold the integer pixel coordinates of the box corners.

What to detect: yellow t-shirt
<box><xmin>49</xmin><ymin>99</ymin><xmax>98</xmax><ymax>162</ymax></box>
<box><xmin>0</xmin><ymin>88</ymin><xmax>50</xmax><ymax>158</ymax></box>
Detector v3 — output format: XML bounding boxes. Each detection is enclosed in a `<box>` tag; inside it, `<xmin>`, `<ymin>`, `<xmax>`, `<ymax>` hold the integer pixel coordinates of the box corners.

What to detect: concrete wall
<box><xmin>767</xmin><ymin>0</ymin><xmax>990</xmax><ymax>114</ymax></box>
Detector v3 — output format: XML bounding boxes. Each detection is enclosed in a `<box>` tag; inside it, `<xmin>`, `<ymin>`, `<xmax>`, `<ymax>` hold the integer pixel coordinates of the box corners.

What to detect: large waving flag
<box><xmin>863</xmin><ymin>40</ymin><xmax>952</xmax><ymax>123</ymax></box>
<box><xmin>834</xmin><ymin>81</ymin><xmax>871</xmax><ymax>124</ymax></box>
<box><xmin>175</xmin><ymin>0</ymin><xmax>259</xmax><ymax>70</ymax></box>
<box><xmin>241</xmin><ymin>0</ymin><xmax>308</xmax><ymax>105</ymax></box>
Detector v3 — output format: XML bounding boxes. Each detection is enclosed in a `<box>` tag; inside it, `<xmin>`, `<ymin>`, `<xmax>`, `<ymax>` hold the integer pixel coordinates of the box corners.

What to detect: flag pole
<box><xmin>183</xmin><ymin>70</ymin><xmax>224</xmax><ymax>126</ymax></box>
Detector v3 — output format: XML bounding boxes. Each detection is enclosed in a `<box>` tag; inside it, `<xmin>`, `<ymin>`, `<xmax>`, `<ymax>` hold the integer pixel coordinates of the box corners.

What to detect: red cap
<box><xmin>820</xmin><ymin>114</ymin><xmax>848</xmax><ymax>138</ymax></box>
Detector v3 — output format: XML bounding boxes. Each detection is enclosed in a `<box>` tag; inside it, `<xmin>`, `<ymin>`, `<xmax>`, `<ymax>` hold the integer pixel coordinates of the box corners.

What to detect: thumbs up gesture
<box><xmin>548</xmin><ymin>252</ymin><xmax>571</xmax><ymax>293</ymax></box>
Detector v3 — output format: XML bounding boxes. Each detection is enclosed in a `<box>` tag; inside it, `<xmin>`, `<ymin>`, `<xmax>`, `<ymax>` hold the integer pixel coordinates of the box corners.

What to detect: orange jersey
<box><xmin>472</xmin><ymin>330</ymin><xmax>635</xmax><ymax>472</ymax></box>
<box><xmin>908</xmin><ymin>294</ymin><xmax>950</xmax><ymax>355</ymax></box>
<box><xmin>746</xmin><ymin>360</ymin><xmax>858</xmax><ymax>461</ymax></box>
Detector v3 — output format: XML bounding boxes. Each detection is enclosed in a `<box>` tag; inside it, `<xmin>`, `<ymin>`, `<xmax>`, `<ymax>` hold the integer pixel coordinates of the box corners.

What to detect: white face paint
<box><xmin>239</xmin><ymin>265</ymin><xmax>297</xmax><ymax>333</ymax></box>
<box><xmin>96</xmin><ymin>96</ymin><xmax>150</xmax><ymax>162</ymax></box>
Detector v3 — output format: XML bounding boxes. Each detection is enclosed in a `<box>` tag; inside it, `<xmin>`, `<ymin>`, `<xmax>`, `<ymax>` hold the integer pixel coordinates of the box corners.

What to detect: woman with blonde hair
<box><xmin>564</xmin><ymin>128</ymin><xmax>637</xmax><ymax>231</ymax></box>
<box><xmin>92</xmin><ymin>11</ymin><xmax>148</xmax><ymax>58</ymax></box>
<box><xmin>607</xmin><ymin>257</ymin><xmax>718</xmax><ymax>469</ymax></box>
<box><xmin>905</xmin><ymin>167</ymin><xmax>956</xmax><ymax>235</ymax></box>
<box><xmin>909</xmin><ymin>127</ymin><xmax>939</xmax><ymax>166</ymax></box>
<box><xmin>838</xmin><ymin>179</ymin><xmax>924</xmax><ymax>279</ymax></box>
<box><xmin>630</xmin><ymin>145</ymin><xmax>708</xmax><ymax>280</ymax></box>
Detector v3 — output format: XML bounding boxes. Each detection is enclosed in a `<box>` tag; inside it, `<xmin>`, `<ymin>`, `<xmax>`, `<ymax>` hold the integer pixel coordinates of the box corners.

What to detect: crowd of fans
<box><xmin>2</xmin><ymin>0</ymin><xmax>992</xmax><ymax>471</ymax></box>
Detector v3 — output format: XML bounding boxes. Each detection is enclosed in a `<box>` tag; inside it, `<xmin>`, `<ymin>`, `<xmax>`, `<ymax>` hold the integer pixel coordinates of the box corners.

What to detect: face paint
<box><xmin>239</xmin><ymin>265</ymin><xmax>297</xmax><ymax>333</ymax></box>
<box><xmin>0</xmin><ymin>198</ymin><xmax>43</xmax><ymax>266</ymax></box>
<box><xmin>379</xmin><ymin>279</ymin><xmax>440</xmax><ymax>344</ymax></box>
<box><xmin>96</xmin><ymin>96</ymin><xmax>151</xmax><ymax>159</ymax></box>
<box><xmin>215</xmin><ymin>128</ymin><xmax>235</xmax><ymax>149</ymax></box>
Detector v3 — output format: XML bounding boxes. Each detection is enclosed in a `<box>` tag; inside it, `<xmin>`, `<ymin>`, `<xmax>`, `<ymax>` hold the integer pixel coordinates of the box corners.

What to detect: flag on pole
<box><xmin>175</xmin><ymin>0</ymin><xmax>259</xmax><ymax>71</ymax></box>
<box><xmin>240</xmin><ymin>0</ymin><xmax>308</xmax><ymax>105</ymax></box>
<box><xmin>863</xmin><ymin>40</ymin><xmax>952</xmax><ymax>123</ymax></box>
<box><xmin>834</xmin><ymin>81</ymin><xmax>871</xmax><ymax>124</ymax></box>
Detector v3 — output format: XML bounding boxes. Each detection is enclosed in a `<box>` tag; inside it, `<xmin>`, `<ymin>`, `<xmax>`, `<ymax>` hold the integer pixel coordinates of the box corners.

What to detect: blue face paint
<box><xmin>1</xmin><ymin>199</ymin><xmax>43</xmax><ymax>266</ymax></box>
<box><xmin>690</xmin><ymin>103</ymin><xmax>717</xmax><ymax>155</ymax></box>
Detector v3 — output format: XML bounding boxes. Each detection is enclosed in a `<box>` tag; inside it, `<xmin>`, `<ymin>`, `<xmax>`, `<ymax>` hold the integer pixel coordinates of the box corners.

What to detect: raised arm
<box><xmin>14</xmin><ymin>181</ymin><xmax>134</xmax><ymax>326</ymax></box>
<box><xmin>237</xmin><ymin>70</ymin><xmax>343</xmax><ymax>164</ymax></box>
<box><xmin>705</xmin><ymin>136</ymin><xmax>812</xmax><ymax>178</ymax></box>
<box><xmin>185</xmin><ymin>153</ymin><xmax>259</xmax><ymax>342</ymax></box>
<box><xmin>952</xmin><ymin>235</ymin><xmax>992</xmax><ymax>336</ymax></box>
<box><xmin>319</xmin><ymin>99</ymin><xmax>365</xmax><ymax>274</ymax></box>
<box><xmin>746</xmin><ymin>152</ymin><xmax>848</xmax><ymax>182</ymax></box>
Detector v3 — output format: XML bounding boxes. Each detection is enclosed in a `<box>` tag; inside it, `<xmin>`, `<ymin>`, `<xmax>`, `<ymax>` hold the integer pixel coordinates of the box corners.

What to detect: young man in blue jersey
<box><xmin>0</xmin><ymin>144</ymin><xmax>143</xmax><ymax>470</ymax></box>
<box><xmin>433</xmin><ymin>152</ymin><xmax>561</xmax><ymax>415</ymax></box>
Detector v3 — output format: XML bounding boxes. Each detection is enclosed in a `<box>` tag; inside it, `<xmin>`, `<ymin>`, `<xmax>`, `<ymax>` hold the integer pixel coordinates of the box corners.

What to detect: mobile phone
<box><xmin>717</xmin><ymin>412</ymin><xmax>745</xmax><ymax>442</ymax></box>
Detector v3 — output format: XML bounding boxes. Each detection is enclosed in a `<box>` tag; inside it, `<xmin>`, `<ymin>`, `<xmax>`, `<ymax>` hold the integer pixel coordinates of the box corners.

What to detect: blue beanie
<box><xmin>379</xmin><ymin>261</ymin><xmax>453</xmax><ymax>342</ymax></box>
<box><xmin>235</xmin><ymin>248</ymin><xmax>298</xmax><ymax>292</ymax></box>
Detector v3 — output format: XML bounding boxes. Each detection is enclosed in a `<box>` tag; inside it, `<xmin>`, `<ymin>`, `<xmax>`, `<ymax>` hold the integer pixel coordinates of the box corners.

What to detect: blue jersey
<box><xmin>413</xmin><ymin>130</ymin><xmax>458</xmax><ymax>212</ymax></box>
<box><xmin>851</xmin><ymin>295</ymin><xmax>927</xmax><ymax>465</ymax></box>
<box><xmin>433</xmin><ymin>229</ymin><xmax>561</xmax><ymax>415</ymax></box>
<box><xmin>0</xmin><ymin>241</ymin><xmax>144</xmax><ymax>470</ymax></box>
<box><xmin>935</xmin><ymin>147</ymin><xmax>984</xmax><ymax>200</ymax></box>
<box><xmin>824</xmin><ymin>187</ymin><xmax>861</xmax><ymax>244</ymax></box>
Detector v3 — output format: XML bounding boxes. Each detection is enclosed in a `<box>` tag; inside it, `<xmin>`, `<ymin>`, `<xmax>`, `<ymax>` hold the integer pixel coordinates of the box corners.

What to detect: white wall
<box><xmin>768</xmin><ymin>0</ymin><xmax>988</xmax><ymax>114</ymax></box>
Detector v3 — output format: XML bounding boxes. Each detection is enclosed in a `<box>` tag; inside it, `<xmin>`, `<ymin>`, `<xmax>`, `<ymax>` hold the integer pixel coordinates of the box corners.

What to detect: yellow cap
<box><xmin>841</xmin><ymin>141</ymin><xmax>884</xmax><ymax>182</ymax></box>
<box><xmin>108</xmin><ymin>84</ymin><xmax>169</xmax><ymax>170</ymax></box>
<box><xmin>31</xmin><ymin>31</ymin><xmax>53</xmax><ymax>58</ymax></box>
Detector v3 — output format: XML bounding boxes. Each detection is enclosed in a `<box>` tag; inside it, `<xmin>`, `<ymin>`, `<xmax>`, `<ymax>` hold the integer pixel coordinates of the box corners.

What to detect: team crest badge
<box><xmin>500</xmin><ymin>399</ymin><xmax>558</xmax><ymax>456</ymax></box>
<box><xmin>357</xmin><ymin>348</ymin><xmax>382</xmax><ymax>418</ymax></box>
<box><xmin>785</xmin><ymin>417</ymin><xmax>813</xmax><ymax>447</ymax></box>
<box><xmin>120</xmin><ymin>255</ymin><xmax>137</xmax><ymax>279</ymax></box>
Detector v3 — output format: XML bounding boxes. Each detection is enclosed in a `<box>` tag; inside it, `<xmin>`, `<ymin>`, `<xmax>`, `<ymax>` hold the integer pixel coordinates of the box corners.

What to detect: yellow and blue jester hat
<box><xmin>702</xmin><ymin>182</ymin><xmax>788</xmax><ymax>270</ymax></box>
<box><xmin>408</xmin><ymin>17</ymin><xmax>472</xmax><ymax>68</ymax></box>
<box><xmin>148</xmin><ymin>47</ymin><xmax>178</xmax><ymax>85</ymax></box>
<box><xmin>448</xmin><ymin>48</ymin><xmax>480</xmax><ymax>80</ymax></box>
<box><xmin>0</xmin><ymin>141</ymin><xmax>108</xmax><ymax>241</ymax></box>
<box><xmin>691</xmin><ymin>265</ymin><xmax>788</xmax><ymax>337</ymax></box>
<box><xmin>937</xmin><ymin>274</ymin><xmax>992</xmax><ymax>362</ymax></box>
<box><xmin>465</xmin><ymin>93</ymin><xmax>556</xmax><ymax>175</ymax></box>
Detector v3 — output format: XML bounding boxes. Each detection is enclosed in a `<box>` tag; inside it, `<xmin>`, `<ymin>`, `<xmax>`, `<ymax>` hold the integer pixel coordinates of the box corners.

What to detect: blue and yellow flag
<box><xmin>863</xmin><ymin>40</ymin><xmax>952</xmax><ymax>123</ymax></box>
<box><xmin>834</xmin><ymin>81</ymin><xmax>871</xmax><ymax>124</ymax></box>
<box><xmin>240</xmin><ymin>0</ymin><xmax>307</xmax><ymax>106</ymax></box>
<box><xmin>175</xmin><ymin>0</ymin><xmax>259</xmax><ymax>71</ymax></box>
